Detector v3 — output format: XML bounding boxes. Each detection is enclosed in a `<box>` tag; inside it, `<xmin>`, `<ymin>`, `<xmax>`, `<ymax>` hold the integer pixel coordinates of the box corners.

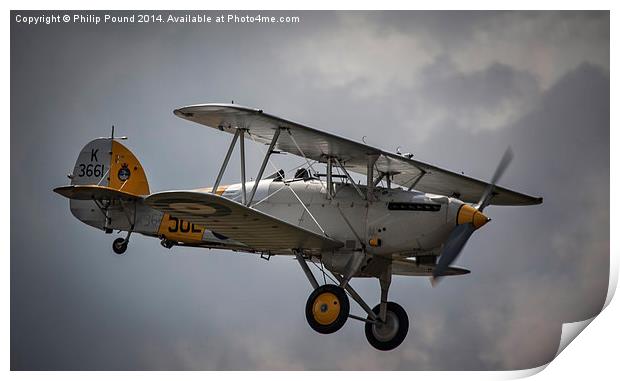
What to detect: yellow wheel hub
<box><xmin>312</xmin><ymin>292</ymin><xmax>341</xmax><ymax>325</ymax></box>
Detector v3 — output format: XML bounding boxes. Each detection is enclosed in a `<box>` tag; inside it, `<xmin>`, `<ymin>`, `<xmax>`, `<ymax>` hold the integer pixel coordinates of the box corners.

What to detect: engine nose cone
<box><xmin>457</xmin><ymin>204</ymin><xmax>490</xmax><ymax>229</ymax></box>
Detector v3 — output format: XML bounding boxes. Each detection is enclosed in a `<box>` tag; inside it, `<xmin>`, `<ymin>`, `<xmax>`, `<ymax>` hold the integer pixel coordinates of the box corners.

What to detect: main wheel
<box><xmin>112</xmin><ymin>238</ymin><xmax>128</xmax><ymax>255</ymax></box>
<box><xmin>305</xmin><ymin>284</ymin><xmax>349</xmax><ymax>334</ymax></box>
<box><xmin>365</xmin><ymin>302</ymin><xmax>409</xmax><ymax>351</ymax></box>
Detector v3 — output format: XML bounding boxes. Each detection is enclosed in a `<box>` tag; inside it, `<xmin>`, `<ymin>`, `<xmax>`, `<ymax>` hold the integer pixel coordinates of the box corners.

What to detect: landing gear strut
<box><xmin>103</xmin><ymin>199</ymin><xmax>137</xmax><ymax>256</ymax></box>
<box><xmin>363</xmin><ymin>268</ymin><xmax>409</xmax><ymax>351</ymax></box>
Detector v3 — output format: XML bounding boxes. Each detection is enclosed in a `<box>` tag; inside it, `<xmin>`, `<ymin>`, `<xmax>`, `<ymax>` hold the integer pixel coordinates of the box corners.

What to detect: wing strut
<box><xmin>287</xmin><ymin>130</ymin><xmax>327</xmax><ymax>195</ymax></box>
<box><xmin>373</xmin><ymin>172</ymin><xmax>385</xmax><ymax>187</ymax></box>
<box><xmin>239</xmin><ymin>128</ymin><xmax>247</xmax><ymax>204</ymax></box>
<box><xmin>366</xmin><ymin>155</ymin><xmax>379</xmax><ymax>201</ymax></box>
<box><xmin>333</xmin><ymin>157</ymin><xmax>365</xmax><ymax>200</ymax></box>
<box><xmin>407</xmin><ymin>170</ymin><xmax>427</xmax><ymax>191</ymax></box>
<box><xmin>247</xmin><ymin>127</ymin><xmax>281</xmax><ymax>205</ymax></box>
<box><xmin>212</xmin><ymin>128</ymin><xmax>240</xmax><ymax>193</ymax></box>
<box><xmin>326</xmin><ymin>156</ymin><xmax>334</xmax><ymax>199</ymax></box>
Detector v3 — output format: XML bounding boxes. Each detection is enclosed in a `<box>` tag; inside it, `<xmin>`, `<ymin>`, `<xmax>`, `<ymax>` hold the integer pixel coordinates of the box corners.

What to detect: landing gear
<box><xmin>112</xmin><ymin>237</ymin><xmax>128</xmax><ymax>255</ymax></box>
<box><xmin>160</xmin><ymin>238</ymin><xmax>175</xmax><ymax>249</ymax></box>
<box><xmin>364</xmin><ymin>302</ymin><xmax>409</xmax><ymax>351</ymax></box>
<box><xmin>305</xmin><ymin>284</ymin><xmax>349</xmax><ymax>334</ymax></box>
<box><xmin>294</xmin><ymin>250</ymin><xmax>410</xmax><ymax>350</ymax></box>
<box><xmin>112</xmin><ymin>230</ymin><xmax>132</xmax><ymax>255</ymax></box>
<box><xmin>295</xmin><ymin>251</ymin><xmax>350</xmax><ymax>334</ymax></box>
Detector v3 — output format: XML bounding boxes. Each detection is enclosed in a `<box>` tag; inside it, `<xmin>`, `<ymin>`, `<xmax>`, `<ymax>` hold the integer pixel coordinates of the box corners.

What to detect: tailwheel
<box><xmin>365</xmin><ymin>302</ymin><xmax>409</xmax><ymax>351</ymax></box>
<box><xmin>305</xmin><ymin>284</ymin><xmax>349</xmax><ymax>334</ymax></box>
<box><xmin>160</xmin><ymin>238</ymin><xmax>175</xmax><ymax>249</ymax></box>
<box><xmin>112</xmin><ymin>238</ymin><xmax>128</xmax><ymax>255</ymax></box>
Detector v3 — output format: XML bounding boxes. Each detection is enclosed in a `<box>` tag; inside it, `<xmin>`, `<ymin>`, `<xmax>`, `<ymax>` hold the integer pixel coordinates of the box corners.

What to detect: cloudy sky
<box><xmin>11</xmin><ymin>11</ymin><xmax>609</xmax><ymax>370</ymax></box>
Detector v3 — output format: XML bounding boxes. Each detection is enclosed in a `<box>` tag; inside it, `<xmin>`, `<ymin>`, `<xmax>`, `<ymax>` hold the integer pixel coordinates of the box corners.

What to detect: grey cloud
<box><xmin>414</xmin><ymin>58</ymin><xmax>540</xmax><ymax>133</ymax></box>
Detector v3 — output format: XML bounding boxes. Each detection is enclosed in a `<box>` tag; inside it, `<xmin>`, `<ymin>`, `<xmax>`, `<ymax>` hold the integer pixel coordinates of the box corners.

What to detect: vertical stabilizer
<box><xmin>71</xmin><ymin>138</ymin><xmax>149</xmax><ymax>196</ymax></box>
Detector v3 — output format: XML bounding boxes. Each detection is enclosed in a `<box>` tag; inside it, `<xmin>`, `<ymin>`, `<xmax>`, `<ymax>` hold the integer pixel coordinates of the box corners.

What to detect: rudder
<box><xmin>71</xmin><ymin>138</ymin><xmax>150</xmax><ymax>196</ymax></box>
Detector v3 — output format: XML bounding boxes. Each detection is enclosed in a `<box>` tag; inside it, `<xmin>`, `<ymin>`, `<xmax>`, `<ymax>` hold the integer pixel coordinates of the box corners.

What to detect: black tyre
<box><xmin>160</xmin><ymin>239</ymin><xmax>175</xmax><ymax>249</ymax></box>
<box><xmin>365</xmin><ymin>301</ymin><xmax>409</xmax><ymax>351</ymax></box>
<box><xmin>112</xmin><ymin>238</ymin><xmax>128</xmax><ymax>255</ymax></box>
<box><xmin>305</xmin><ymin>284</ymin><xmax>349</xmax><ymax>334</ymax></box>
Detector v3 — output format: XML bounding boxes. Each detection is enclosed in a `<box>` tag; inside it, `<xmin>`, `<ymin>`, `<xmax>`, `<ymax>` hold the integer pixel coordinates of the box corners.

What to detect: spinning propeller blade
<box><xmin>432</xmin><ymin>148</ymin><xmax>513</xmax><ymax>281</ymax></box>
<box><xmin>476</xmin><ymin>147</ymin><xmax>513</xmax><ymax>212</ymax></box>
<box><xmin>432</xmin><ymin>223</ymin><xmax>476</xmax><ymax>279</ymax></box>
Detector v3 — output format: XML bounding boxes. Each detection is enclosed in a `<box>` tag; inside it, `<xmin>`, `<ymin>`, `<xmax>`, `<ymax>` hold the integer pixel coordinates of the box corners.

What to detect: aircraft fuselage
<box><xmin>70</xmin><ymin>177</ymin><xmax>465</xmax><ymax>259</ymax></box>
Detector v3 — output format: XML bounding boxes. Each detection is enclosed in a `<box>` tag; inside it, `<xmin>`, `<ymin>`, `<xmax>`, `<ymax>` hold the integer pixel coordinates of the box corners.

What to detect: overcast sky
<box><xmin>11</xmin><ymin>10</ymin><xmax>609</xmax><ymax>370</ymax></box>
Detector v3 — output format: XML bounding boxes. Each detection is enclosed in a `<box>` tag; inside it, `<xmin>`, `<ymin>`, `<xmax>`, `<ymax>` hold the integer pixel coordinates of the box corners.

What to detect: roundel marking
<box><xmin>118</xmin><ymin>163</ymin><xmax>131</xmax><ymax>182</ymax></box>
<box><xmin>167</xmin><ymin>201</ymin><xmax>232</xmax><ymax>217</ymax></box>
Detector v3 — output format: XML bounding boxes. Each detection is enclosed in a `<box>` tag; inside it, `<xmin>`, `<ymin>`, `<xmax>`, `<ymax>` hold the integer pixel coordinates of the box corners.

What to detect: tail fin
<box><xmin>71</xmin><ymin>138</ymin><xmax>150</xmax><ymax>196</ymax></box>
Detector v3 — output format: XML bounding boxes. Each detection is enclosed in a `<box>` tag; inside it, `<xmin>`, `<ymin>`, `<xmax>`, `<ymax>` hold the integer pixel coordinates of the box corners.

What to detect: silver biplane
<box><xmin>54</xmin><ymin>104</ymin><xmax>542</xmax><ymax>351</ymax></box>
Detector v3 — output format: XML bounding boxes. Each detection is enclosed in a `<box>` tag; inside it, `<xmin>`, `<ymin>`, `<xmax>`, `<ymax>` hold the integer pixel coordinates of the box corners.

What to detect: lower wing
<box><xmin>145</xmin><ymin>191</ymin><xmax>343</xmax><ymax>254</ymax></box>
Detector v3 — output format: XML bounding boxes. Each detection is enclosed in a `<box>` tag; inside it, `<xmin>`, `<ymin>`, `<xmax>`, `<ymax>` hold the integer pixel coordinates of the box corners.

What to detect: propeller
<box><xmin>432</xmin><ymin>147</ymin><xmax>514</xmax><ymax>282</ymax></box>
<box><xmin>475</xmin><ymin>147</ymin><xmax>513</xmax><ymax>212</ymax></box>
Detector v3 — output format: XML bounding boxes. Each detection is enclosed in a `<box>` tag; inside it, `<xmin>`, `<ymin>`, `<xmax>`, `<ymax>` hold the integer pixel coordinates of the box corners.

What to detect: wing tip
<box><xmin>173</xmin><ymin>108</ymin><xmax>192</xmax><ymax>118</ymax></box>
<box><xmin>173</xmin><ymin>103</ymin><xmax>262</xmax><ymax>118</ymax></box>
<box><xmin>524</xmin><ymin>196</ymin><xmax>543</xmax><ymax>206</ymax></box>
<box><xmin>53</xmin><ymin>185</ymin><xmax>71</xmax><ymax>197</ymax></box>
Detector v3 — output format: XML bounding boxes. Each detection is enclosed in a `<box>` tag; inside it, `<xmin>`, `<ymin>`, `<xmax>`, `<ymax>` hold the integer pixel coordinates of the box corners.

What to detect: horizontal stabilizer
<box><xmin>53</xmin><ymin>185</ymin><xmax>143</xmax><ymax>201</ymax></box>
<box><xmin>145</xmin><ymin>191</ymin><xmax>343</xmax><ymax>253</ymax></box>
<box><xmin>391</xmin><ymin>258</ymin><xmax>470</xmax><ymax>277</ymax></box>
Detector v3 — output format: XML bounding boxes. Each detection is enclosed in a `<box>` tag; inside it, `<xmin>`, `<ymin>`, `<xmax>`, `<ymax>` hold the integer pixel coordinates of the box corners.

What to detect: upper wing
<box><xmin>54</xmin><ymin>185</ymin><xmax>143</xmax><ymax>201</ymax></box>
<box><xmin>145</xmin><ymin>191</ymin><xmax>343</xmax><ymax>253</ymax></box>
<box><xmin>174</xmin><ymin>104</ymin><xmax>542</xmax><ymax>206</ymax></box>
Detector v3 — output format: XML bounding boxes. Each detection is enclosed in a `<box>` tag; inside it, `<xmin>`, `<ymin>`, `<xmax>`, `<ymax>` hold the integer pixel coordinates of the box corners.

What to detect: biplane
<box><xmin>54</xmin><ymin>104</ymin><xmax>542</xmax><ymax>351</ymax></box>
